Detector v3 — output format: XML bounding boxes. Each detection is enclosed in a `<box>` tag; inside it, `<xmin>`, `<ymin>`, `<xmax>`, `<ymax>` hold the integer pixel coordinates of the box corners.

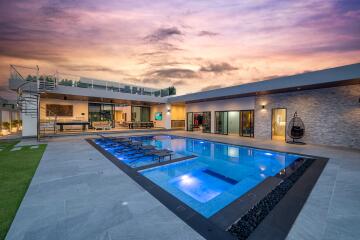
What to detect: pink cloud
<box><xmin>0</xmin><ymin>0</ymin><xmax>359</xmax><ymax>95</ymax></box>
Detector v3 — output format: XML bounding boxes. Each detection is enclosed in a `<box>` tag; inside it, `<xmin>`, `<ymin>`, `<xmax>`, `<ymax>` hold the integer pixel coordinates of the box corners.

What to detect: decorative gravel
<box><xmin>228</xmin><ymin>158</ymin><xmax>315</xmax><ymax>240</ymax></box>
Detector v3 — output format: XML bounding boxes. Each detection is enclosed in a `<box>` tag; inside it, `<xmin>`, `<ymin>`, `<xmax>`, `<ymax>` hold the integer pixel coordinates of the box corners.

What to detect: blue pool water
<box><xmin>95</xmin><ymin>135</ymin><xmax>303</xmax><ymax>218</ymax></box>
<box><xmin>94</xmin><ymin>136</ymin><xmax>185</xmax><ymax>168</ymax></box>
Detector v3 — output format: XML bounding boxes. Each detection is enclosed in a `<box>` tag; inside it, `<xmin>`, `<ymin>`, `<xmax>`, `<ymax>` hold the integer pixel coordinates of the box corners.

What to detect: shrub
<box><xmin>2</xmin><ymin>122</ymin><xmax>10</xmax><ymax>130</ymax></box>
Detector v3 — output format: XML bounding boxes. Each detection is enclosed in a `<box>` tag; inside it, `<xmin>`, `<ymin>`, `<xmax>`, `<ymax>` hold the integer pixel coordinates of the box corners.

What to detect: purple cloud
<box><xmin>0</xmin><ymin>0</ymin><xmax>359</xmax><ymax>95</ymax></box>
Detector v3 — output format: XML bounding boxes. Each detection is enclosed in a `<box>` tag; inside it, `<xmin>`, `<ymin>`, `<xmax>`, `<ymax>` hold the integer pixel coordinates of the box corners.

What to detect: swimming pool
<box><xmin>94</xmin><ymin>135</ymin><xmax>304</xmax><ymax>218</ymax></box>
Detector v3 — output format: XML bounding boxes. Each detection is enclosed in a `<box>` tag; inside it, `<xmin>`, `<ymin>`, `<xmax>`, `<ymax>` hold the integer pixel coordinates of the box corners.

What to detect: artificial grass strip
<box><xmin>0</xmin><ymin>141</ymin><xmax>46</xmax><ymax>240</ymax></box>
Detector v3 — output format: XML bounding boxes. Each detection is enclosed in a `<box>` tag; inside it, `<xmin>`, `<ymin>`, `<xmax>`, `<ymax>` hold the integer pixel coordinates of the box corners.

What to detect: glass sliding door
<box><xmin>187</xmin><ymin>112</ymin><xmax>193</xmax><ymax>131</ymax></box>
<box><xmin>186</xmin><ymin>112</ymin><xmax>211</xmax><ymax>132</ymax></box>
<box><xmin>131</xmin><ymin>106</ymin><xmax>150</xmax><ymax>122</ymax></box>
<box><xmin>140</xmin><ymin>107</ymin><xmax>150</xmax><ymax>122</ymax></box>
<box><xmin>131</xmin><ymin>106</ymin><xmax>141</xmax><ymax>122</ymax></box>
<box><xmin>202</xmin><ymin>112</ymin><xmax>211</xmax><ymax>133</ymax></box>
<box><xmin>215</xmin><ymin>111</ymin><xmax>228</xmax><ymax>135</ymax></box>
<box><xmin>102</xmin><ymin>104</ymin><xmax>115</xmax><ymax>127</ymax></box>
<box><xmin>272</xmin><ymin>108</ymin><xmax>287</xmax><ymax>141</ymax></box>
<box><xmin>88</xmin><ymin>103</ymin><xmax>101</xmax><ymax>125</ymax></box>
<box><xmin>193</xmin><ymin>113</ymin><xmax>203</xmax><ymax>131</ymax></box>
<box><xmin>240</xmin><ymin>110</ymin><xmax>254</xmax><ymax>137</ymax></box>
<box><xmin>228</xmin><ymin>111</ymin><xmax>240</xmax><ymax>135</ymax></box>
<box><xmin>88</xmin><ymin>103</ymin><xmax>115</xmax><ymax>128</ymax></box>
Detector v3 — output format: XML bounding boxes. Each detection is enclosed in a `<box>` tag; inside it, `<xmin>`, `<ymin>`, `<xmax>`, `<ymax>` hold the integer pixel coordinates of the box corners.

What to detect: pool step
<box><xmin>202</xmin><ymin>169</ymin><xmax>239</xmax><ymax>185</ymax></box>
<box><xmin>135</xmin><ymin>155</ymin><xmax>198</xmax><ymax>171</ymax></box>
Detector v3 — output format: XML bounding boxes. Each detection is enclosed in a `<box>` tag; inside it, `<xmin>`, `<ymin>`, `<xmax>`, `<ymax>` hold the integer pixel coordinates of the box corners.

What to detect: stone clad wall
<box><xmin>254</xmin><ymin>84</ymin><xmax>360</xmax><ymax>149</ymax></box>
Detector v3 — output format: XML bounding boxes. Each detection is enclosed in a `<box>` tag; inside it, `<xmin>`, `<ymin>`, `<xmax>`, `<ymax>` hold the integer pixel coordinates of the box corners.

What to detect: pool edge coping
<box><xmin>86</xmin><ymin>138</ymin><xmax>236</xmax><ymax>240</ymax></box>
<box><xmin>86</xmin><ymin>134</ymin><xmax>329</xmax><ymax>240</ymax></box>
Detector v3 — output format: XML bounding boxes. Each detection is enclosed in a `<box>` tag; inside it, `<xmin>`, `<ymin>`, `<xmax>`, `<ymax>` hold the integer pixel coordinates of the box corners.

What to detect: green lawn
<box><xmin>0</xmin><ymin>141</ymin><xmax>46</xmax><ymax>240</ymax></box>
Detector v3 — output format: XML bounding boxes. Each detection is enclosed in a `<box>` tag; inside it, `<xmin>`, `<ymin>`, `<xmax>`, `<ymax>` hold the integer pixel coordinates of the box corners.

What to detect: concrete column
<box><xmin>22</xmin><ymin>112</ymin><xmax>37</xmax><ymax>137</ymax></box>
<box><xmin>22</xmin><ymin>93</ymin><xmax>38</xmax><ymax>137</ymax></box>
<box><xmin>211</xmin><ymin>111</ymin><xmax>215</xmax><ymax>133</ymax></box>
<box><xmin>164</xmin><ymin>104</ymin><xmax>172</xmax><ymax>129</ymax></box>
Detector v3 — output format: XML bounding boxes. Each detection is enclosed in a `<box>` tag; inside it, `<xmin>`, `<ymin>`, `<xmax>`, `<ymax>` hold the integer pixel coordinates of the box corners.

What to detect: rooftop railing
<box><xmin>57</xmin><ymin>77</ymin><xmax>176</xmax><ymax>97</ymax></box>
<box><xmin>10</xmin><ymin>65</ymin><xmax>176</xmax><ymax>98</ymax></box>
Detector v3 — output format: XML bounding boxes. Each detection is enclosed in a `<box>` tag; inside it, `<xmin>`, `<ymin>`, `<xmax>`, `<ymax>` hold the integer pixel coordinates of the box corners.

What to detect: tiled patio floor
<box><xmin>5</xmin><ymin>130</ymin><xmax>360</xmax><ymax>240</ymax></box>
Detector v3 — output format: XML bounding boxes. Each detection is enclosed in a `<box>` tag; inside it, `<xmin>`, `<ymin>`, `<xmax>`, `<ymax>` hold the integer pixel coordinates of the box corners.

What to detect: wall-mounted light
<box><xmin>261</xmin><ymin>105</ymin><xmax>265</xmax><ymax>109</ymax></box>
<box><xmin>167</xmin><ymin>107</ymin><xmax>171</xmax><ymax>114</ymax></box>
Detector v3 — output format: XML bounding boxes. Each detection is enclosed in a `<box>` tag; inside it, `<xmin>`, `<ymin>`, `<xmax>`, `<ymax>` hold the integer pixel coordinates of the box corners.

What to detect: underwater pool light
<box><xmin>180</xmin><ymin>174</ymin><xmax>195</xmax><ymax>185</ymax></box>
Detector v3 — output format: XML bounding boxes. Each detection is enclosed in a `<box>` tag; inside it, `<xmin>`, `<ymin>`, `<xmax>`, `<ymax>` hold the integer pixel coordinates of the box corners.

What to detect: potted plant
<box><xmin>2</xmin><ymin>122</ymin><xmax>10</xmax><ymax>130</ymax></box>
<box><xmin>1</xmin><ymin>122</ymin><xmax>10</xmax><ymax>135</ymax></box>
<box><xmin>11</xmin><ymin>120</ymin><xmax>21</xmax><ymax>132</ymax></box>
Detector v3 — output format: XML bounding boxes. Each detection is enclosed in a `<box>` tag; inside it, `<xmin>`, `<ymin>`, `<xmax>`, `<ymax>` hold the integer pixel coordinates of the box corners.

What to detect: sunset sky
<box><xmin>0</xmin><ymin>0</ymin><xmax>360</xmax><ymax>95</ymax></box>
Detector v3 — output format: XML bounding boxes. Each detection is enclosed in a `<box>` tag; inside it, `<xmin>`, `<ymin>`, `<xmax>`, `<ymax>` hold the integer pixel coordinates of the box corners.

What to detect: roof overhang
<box><xmin>168</xmin><ymin>63</ymin><xmax>360</xmax><ymax>104</ymax></box>
<box><xmin>40</xmin><ymin>92</ymin><xmax>165</xmax><ymax>106</ymax></box>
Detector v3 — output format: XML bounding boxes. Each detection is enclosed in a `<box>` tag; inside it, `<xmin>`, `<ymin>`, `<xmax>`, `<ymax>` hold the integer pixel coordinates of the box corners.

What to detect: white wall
<box><xmin>150</xmin><ymin>104</ymin><xmax>172</xmax><ymax>129</ymax></box>
<box><xmin>21</xmin><ymin>93</ymin><xmax>38</xmax><ymax>137</ymax></box>
<box><xmin>150</xmin><ymin>104</ymin><xmax>166</xmax><ymax>128</ymax></box>
<box><xmin>185</xmin><ymin>97</ymin><xmax>255</xmax><ymax>133</ymax></box>
<box><xmin>22</xmin><ymin>112</ymin><xmax>37</xmax><ymax>137</ymax></box>
<box><xmin>40</xmin><ymin>98</ymin><xmax>88</xmax><ymax>121</ymax></box>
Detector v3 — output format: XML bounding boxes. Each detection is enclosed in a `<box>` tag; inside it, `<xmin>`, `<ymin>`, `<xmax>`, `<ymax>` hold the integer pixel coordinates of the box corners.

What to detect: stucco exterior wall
<box><xmin>171</xmin><ymin>105</ymin><xmax>186</xmax><ymax>121</ymax></box>
<box><xmin>150</xmin><ymin>104</ymin><xmax>166</xmax><ymax>128</ymax></box>
<box><xmin>254</xmin><ymin>84</ymin><xmax>360</xmax><ymax>149</ymax></box>
<box><xmin>150</xmin><ymin>104</ymin><xmax>172</xmax><ymax>129</ymax></box>
<box><xmin>40</xmin><ymin>98</ymin><xmax>88</xmax><ymax>122</ymax></box>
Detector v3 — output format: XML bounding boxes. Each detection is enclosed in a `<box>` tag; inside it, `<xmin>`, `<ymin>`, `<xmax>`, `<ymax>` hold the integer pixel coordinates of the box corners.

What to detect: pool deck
<box><xmin>5</xmin><ymin>130</ymin><xmax>360</xmax><ymax>240</ymax></box>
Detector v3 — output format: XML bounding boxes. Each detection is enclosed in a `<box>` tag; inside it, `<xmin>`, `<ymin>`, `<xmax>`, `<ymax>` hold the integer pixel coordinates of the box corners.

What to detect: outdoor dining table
<box><xmin>56</xmin><ymin>121</ymin><xmax>90</xmax><ymax>131</ymax></box>
<box><xmin>127</xmin><ymin>122</ymin><xmax>154</xmax><ymax>129</ymax></box>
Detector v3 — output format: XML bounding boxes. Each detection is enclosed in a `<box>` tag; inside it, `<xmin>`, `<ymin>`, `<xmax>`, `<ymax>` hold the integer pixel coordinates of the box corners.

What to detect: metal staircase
<box><xmin>10</xmin><ymin>65</ymin><xmax>58</xmax><ymax>140</ymax></box>
<box><xmin>17</xmin><ymin>92</ymin><xmax>38</xmax><ymax>117</ymax></box>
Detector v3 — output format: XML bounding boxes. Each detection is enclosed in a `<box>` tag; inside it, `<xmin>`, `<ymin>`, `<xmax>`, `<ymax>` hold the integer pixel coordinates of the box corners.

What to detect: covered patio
<box><xmin>37</xmin><ymin>92</ymin><xmax>185</xmax><ymax>139</ymax></box>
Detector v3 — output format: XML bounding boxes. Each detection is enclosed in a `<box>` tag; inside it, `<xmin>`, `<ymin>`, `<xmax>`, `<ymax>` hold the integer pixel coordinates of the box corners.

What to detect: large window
<box><xmin>215</xmin><ymin>110</ymin><xmax>254</xmax><ymax>137</ymax></box>
<box><xmin>186</xmin><ymin>112</ymin><xmax>211</xmax><ymax>133</ymax></box>
<box><xmin>240</xmin><ymin>110</ymin><xmax>254</xmax><ymax>137</ymax></box>
<box><xmin>46</xmin><ymin>104</ymin><xmax>73</xmax><ymax>117</ymax></box>
<box><xmin>131</xmin><ymin>106</ymin><xmax>150</xmax><ymax>122</ymax></box>
<box><xmin>88</xmin><ymin>103</ymin><xmax>115</xmax><ymax>127</ymax></box>
<box><xmin>215</xmin><ymin>111</ymin><xmax>228</xmax><ymax>134</ymax></box>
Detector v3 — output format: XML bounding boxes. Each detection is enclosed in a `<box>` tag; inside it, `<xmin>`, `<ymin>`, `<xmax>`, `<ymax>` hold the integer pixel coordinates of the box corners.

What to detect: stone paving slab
<box><xmin>169</xmin><ymin>131</ymin><xmax>360</xmax><ymax>240</ymax></box>
<box><xmin>15</xmin><ymin>139</ymin><xmax>40</xmax><ymax>147</ymax></box>
<box><xmin>10</xmin><ymin>147</ymin><xmax>22</xmax><ymax>151</ymax></box>
<box><xmin>5</xmin><ymin>137</ymin><xmax>204</xmax><ymax>240</ymax></box>
<box><xmin>5</xmin><ymin>131</ymin><xmax>360</xmax><ymax>240</ymax></box>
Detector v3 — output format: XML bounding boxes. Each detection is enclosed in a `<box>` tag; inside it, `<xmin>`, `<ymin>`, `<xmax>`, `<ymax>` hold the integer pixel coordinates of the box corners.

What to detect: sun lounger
<box><xmin>126</xmin><ymin>145</ymin><xmax>157</xmax><ymax>159</ymax></box>
<box><xmin>154</xmin><ymin>151</ymin><xmax>173</xmax><ymax>162</ymax></box>
<box><xmin>113</xmin><ymin>137</ymin><xmax>131</xmax><ymax>143</ymax></box>
<box><xmin>139</xmin><ymin>145</ymin><xmax>156</xmax><ymax>150</ymax></box>
<box><xmin>114</xmin><ymin>140</ymin><xmax>143</xmax><ymax>153</ymax></box>
<box><xmin>143</xmin><ymin>149</ymin><xmax>173</xmax><ymax>162</ymax></box>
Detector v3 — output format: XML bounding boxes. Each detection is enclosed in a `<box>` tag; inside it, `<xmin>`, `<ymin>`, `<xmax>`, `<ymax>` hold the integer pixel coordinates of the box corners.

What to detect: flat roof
<box><xmin>168</xmin><ymin>62</ymin><xmax>360</xmax><ymax>103</ymax></box>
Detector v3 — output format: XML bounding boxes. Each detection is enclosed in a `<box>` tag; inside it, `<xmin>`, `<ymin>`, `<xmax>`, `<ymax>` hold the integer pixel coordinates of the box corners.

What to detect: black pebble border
<box><xmin>228</xmin><ymin>158</ymin><xmax>315</xmax><ymax>240</ymax></box>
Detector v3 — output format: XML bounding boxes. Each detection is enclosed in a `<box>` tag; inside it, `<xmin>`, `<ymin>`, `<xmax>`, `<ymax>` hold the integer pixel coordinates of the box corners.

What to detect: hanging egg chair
<box><xmin>286</xmin><ymin>112</ymin><xmax>306</xmax><ymax>145</ymax></box>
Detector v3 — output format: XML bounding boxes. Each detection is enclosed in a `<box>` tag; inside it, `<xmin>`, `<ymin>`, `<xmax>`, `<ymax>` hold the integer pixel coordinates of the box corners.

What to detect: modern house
<box><xmin>9</xmin><ymin>63</ymin><xmax>360</xmax><ymax>149</ymax></box>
